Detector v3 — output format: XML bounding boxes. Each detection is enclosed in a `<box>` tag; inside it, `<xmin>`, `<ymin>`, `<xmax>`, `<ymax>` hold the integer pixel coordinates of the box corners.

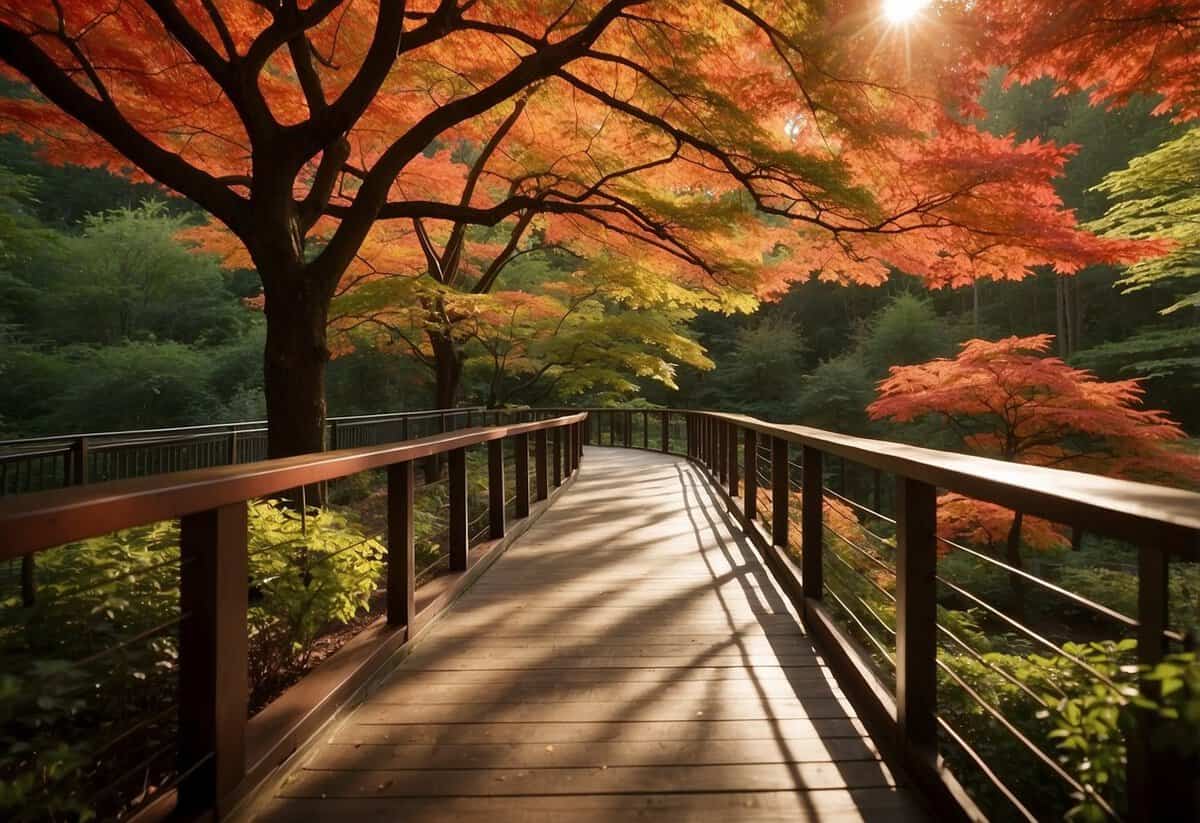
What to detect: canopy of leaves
<box><xmin>974</xmin><ymin>0</ymin><xmax>1200</xmax><ymax>122</ymax></box>
<box><xmin>0</xmin><ymin>0</ymin><xmax>1159</xmax><ymax>298</ymax></box>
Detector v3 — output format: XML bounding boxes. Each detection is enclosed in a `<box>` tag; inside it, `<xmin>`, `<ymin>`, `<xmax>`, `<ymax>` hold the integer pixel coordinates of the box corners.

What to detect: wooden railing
<box><xmin>0</xmin><ymin>407</ymin><xmax>486</xmax><ymax>496</ymax></box>
<box><xmin>3</xmin><ymin>405</ymin><xmax>1197</xmax><ymax>821</ymax></box>
<box><xmin>0</xmin><ymin>411</ymin><xmax>586</xmax><ymax>820</ymax></box>
<box><xmin>573</xmin><ymin>407</ymin><xmax>1200</xmax><ymax>823</ymax></box>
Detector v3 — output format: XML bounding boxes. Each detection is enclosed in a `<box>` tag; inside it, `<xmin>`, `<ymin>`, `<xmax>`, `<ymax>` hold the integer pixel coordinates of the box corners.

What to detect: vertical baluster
<box><xmin>553</xmin><ymin>427</ymin><xmax>563</xmax><ymax>487</ymax></box>
<box><xmin>488</xmin><ymin>439</ymin><xmax>505</xmax><ymax>539</ymax></box>
<box><xmin>727</xmin><ymin>424</ymin><xmax>739</xmax><ymax>497</ymax></box>
<box><xmin>895</xmin><ymin>477</ymin><xmax>938</xmax><ymax>763</ymax></box>
<box><xmin>448</xmin><ymin>448</ymin><xmax>468</xmax><ymax>571</ymax></box>
<box><xmin>387</xmin><ymin>461</ymin><xmax>416</xmax><ymax>628</ymax></box>
<box><xmin>771</xmin><ymin>437</ymin><xmax>789</xmax><ymax>547</ymax></box>
<box><xmin>713</xmin><ymin>419</ymin><xmax>722</xmax><ymax>480</ymax></box>
<box><xmin>71</xmin><ymin>436</ymin><xmax>89</xmax><ymax>486</ymax></box>
<box><xmin>743</xmin><ymin>428</ymin><xmax>757</xmax><ymax>522</ymax></box>
<box><xmin>514</xmin><ymin>433</ymin><xmax>530</xmax><ymax>517</ymax></box>
<box><xmin>661</xmin><ymin>411</ymin><xmax>670</xmax><ymax>454</ymax></box>
<box><xmin>1128</xmin><ymin>530</ymin><xmax>1196</xmax><ymax>821</ymax></box>
<box><xmin>801</xmin><ymin>447</ymin><xmax>824</xmax><ymax>601</ymax></box>
<box><xmin>535</xmin><ymin>430</ymin><xmax>549</xmax><ymax>501</ymax></box>
<box><xmin>178</xmin><ymin>503</ymin><xmax>248</xmax><ymax>814</ymax></box>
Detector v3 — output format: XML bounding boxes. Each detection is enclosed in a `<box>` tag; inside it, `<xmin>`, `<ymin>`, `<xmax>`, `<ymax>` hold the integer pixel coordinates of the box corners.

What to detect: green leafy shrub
<box><xmin>0</xmin><ymin>502</ymin><xmax>385</xmax><ymax>820</ymax></box>
<box><xmin>245</xmin><ymin>501</ymin><xmax>385</xmax><ymax>702</ymax></box>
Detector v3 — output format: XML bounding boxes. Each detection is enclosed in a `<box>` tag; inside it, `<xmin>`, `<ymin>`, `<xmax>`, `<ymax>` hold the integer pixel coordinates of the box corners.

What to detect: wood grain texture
<box><xmin>247</xmin><ymin>448</ymin><xmax>926</xmax><ymax>822</ymax></box>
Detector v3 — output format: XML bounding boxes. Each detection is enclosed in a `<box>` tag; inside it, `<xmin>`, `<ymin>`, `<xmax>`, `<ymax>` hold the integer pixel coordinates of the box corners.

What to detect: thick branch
<box><xmin>0</xmin><ymin>21</ymin><xmax>245</xmax><ymax>229</ymax></box>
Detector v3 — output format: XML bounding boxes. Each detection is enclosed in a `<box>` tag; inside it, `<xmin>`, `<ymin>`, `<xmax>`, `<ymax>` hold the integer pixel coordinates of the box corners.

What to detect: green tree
<box><xmin>1088</xmin><ymin>128</ymin><xmax>1200</xmax><ymax>315</ymax></box>
<box><xmin>29</xmin><ymin>202</ymin><xmax>245</xmax><ymax>346</ymax></box>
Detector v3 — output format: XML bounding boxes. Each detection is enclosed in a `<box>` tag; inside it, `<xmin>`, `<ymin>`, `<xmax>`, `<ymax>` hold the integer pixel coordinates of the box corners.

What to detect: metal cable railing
<box><xmin>571</xmin><ymin>407</ymin><xmax>1199</xmax><ymax>823</ymax></box>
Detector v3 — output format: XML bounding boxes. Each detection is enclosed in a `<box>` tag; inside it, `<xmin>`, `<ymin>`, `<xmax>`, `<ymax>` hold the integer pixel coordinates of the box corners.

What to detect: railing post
<box><xmin>514</xmin><ymin>433</ymin><xmax>530</xmax><ymax>517</ymax></box>
<box><xmin>387</xmin><ymin>461</ymin><xmax>416</xmax><ymax>628</ymax></box>
<box><xmin>801</xmin><ymin>447</ymin><xmax>824</xmax><ymax>600</ymax></box>
<box><xmin>895</xmin><ymin>476</ymin><xmax>938</xmax><ymax>764</ymax></box>
<box><xmin>642</xmin><ymin>411</ymin><xmax>649</xmax><ymax>449</ymax></box>
<box><xmin>535</xmin><ymin>430</ymin><xmax>549</xmax><ymax>501</ymax></box>
<box><xmin>719</xmin><ymin>421</ymin><xmax>729</xmax><ymax>485</ymax></box>
<box><xmin>771</xmin><ymin>437</ymin><xmax>789</xmax><ymax>547</ymax></box>
<box><xmin>727</xmin><ymin>424</ymin><xmax>738</xmax><ymax>497</ymax></box>
<box><xmin>568</xmin><ymin>421</ymin><xmax>576</xmax><ymax>468</ymax></box>
<box><xmin>743</xmin><ymin>429</ymin><xmax>757</xmax><ymax>522</ymax></box>
<box><xmin>488</xmin><ymin>439</ymin><xmax>505</xmax><ymax>540</ymax></box>
<box><xmin>329</xmin><ymin>420</ymin><xmax>339</xmax><ymax>450</ymax></box>
<box><xmin>713</xmin><ymin>419</ymin><xmax>723</xmax><ymax>482</ymax></box>
<box><xmin>449</xmin><ymin>447</ymin><xmax>468</xmax><ymax>571</ymax></box>
<box><xmin>661</xmin><ymin>410</ymin><xmax>670</xmax><ymax>453</ymax></box>
<box><xmin>227</xmin><ymin>430</ymin><xmax>238</xmax><ymax>466</ymax></box>
<box><xmin>1128</xmin><ymin>533</ymin><xmax>1197</xmax><ymax>821</ymax></box>
<box><xmin>624</xmin><ymin>410</ymin><xmax>632</xmax><ymax>448</ymax></box>
<box><xmin>609</xmin><ymin>411</ymin><xmax>616</xmax><ymax>446</ymax></box>
<box><xmin>553</xmin><ymin>427</ymin><xmax>563</xmax><ymax>486</ymax></box>
<box><xmin>71</xmin><ymin>436</ymin><xmax>88</xmax><ymax>485</ymax></box>
<box><xmin>178</xmin><ymin>503</ymin><xmax>247</xmax><ymax>814</ymax></box>
<box><xmin>401</xmin><ymin>416</ymin><xmax>410</xmax><ymax>442</ymax></box>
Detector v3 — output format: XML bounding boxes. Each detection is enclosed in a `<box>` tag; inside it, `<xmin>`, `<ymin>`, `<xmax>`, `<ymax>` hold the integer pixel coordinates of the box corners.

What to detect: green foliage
<box><xmin>244</xmin><ymin>502</ymin><xmax>386</xmax><ymax>701</ymax></box>
<box><xmin>0</xmin><ymin>503</ymin><xmax>385</xmax><ymax>820</ymax></box>
<box><xmin>858</xmin><ymin>293</ymin><xmax>957</xmax><ymax>375</ymax></box>
<box><xmin>698</xmin><ymin>313</ymin><xmax>804</xmax><ymax>419</ymax></box>
<box><xmin>793</xmin><ymin>354</ymin><xmax>876</xmax><ymax>433</ymax></box>
<box><xmin>1089</xmin><ymin>129</ymin><xmax>1200</xmax><ymax>314</ymax></box>
<box><xmin>27</xmin><ymin>202</ymin><xmax>245</xmax><ymax>346</ymax></box>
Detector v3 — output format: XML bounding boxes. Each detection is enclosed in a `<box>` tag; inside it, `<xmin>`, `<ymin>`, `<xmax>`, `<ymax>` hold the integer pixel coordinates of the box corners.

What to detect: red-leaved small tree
<box><xmin>868</xmin><ymin>334</ymin><xmax>1199</xmax><ymax>592</ymax></box>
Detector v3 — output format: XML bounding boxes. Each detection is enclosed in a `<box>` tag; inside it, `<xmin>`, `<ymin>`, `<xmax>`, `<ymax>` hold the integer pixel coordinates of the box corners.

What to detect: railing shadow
<box><xmin>255</xmin><ymin>446</ymin><xmax>920</xmax><ymax>821</ymax></box>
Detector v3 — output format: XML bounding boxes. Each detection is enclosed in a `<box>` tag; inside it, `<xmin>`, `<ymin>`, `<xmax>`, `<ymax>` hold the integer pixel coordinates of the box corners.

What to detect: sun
<box><xmin>883</xmin><ymin>0</ymin><xmax>931</xmax><ymax>24</ymax></box>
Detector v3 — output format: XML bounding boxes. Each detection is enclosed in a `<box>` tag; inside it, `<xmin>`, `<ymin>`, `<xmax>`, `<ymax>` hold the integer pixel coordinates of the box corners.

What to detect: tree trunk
<box><xmin>972</xmin><ymin>280</ymin><xmax>981</xmax><ymax>335</ymax></box>
<box><xmin>1055</xmin><ymin>276</ymin><xmax>1069</xmax><ymax>357</ymax></box>
<box><xmin>429</xmin><ymin>330</ymin><xmax>463</xmax><ymax>410</ymax></box>
<box><xmin>423</xmin><ymin>329</ymin><xmax>464</xmax><ymax>483</ymax></box>
<box><xmin>263</xmin><ymin>282</ymin><xmax>331</xmax><ymax>459</ymax></box>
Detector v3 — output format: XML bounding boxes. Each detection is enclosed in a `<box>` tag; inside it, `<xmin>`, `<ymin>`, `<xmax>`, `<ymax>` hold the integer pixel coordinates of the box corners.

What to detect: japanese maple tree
<box><xmin>0</xmin><ymin>1</ymin><xmax>1154</xmax><ymax>457</ymax></box>
<box><xmin>868</xmin><ymin>334</ymin><xmax>1199</xmax><ymax>583</ymax></box>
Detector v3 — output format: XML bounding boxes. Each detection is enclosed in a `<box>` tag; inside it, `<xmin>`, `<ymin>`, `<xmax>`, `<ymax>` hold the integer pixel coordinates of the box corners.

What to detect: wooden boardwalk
<box><xmin>249</xmin><ymin>447</ymin><xmax>926</xmax><ymax>822</ymax></box>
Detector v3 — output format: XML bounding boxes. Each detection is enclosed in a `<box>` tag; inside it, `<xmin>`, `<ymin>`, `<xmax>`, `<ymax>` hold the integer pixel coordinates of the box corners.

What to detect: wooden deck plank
<box><xmin>302</xmin><ymin>737</ymin><xmax>883</xmax><ymax>769</ymax></box>
<box><xmin>245</xmin><ymin>447</ymin><xmax>926</xmax><ymax>822</ymax></box>
<box><xmin>331</xmin><ymin>718</ymin><xmax>874</xmax><ymax>746</ymax></box>
<box><xmin>253</xmin><ymin>789</ymin><xmax>926</xmax><ymax>823</ymax></box>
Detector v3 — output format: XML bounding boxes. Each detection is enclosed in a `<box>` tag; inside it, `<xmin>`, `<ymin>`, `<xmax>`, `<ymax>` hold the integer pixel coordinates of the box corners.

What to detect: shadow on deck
<box><xmin>245</xmin><ymin>447</ymin><xmax>927</xmax><ymax>822</ymax></box>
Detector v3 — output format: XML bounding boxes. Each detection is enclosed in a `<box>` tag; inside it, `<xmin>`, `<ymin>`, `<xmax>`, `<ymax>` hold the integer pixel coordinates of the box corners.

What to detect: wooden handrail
<box><xmin>541</xmin><ymin>407</ymin><xmax>1200</xmax><ymax>553</ymax></box>
<box><xmin>0</xmin><ymin>414</ymin><xmax>587</xmax><ymax>559</ymax></box>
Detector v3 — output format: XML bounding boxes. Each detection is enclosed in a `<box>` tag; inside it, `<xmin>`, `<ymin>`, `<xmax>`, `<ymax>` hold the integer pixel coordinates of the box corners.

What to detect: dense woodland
<box><xmin>1</xmin><ymin>73</ymin><xmax>1197</xmax><ymax>444</ymax></box>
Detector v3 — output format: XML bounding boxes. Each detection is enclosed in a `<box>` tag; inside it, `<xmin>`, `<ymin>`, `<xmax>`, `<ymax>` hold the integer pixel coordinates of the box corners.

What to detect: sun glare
<box><xmin>883</xmin><ymin>0</ymin><xmax>930</xmax><ymax>24</ymax></box>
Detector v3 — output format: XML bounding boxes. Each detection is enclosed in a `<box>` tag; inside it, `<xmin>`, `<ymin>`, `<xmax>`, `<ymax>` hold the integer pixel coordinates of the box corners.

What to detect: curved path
<box><xmin>250</xmin><ymin>447</ymin><xmax>926</xmax><ymax>822</ymax></box>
